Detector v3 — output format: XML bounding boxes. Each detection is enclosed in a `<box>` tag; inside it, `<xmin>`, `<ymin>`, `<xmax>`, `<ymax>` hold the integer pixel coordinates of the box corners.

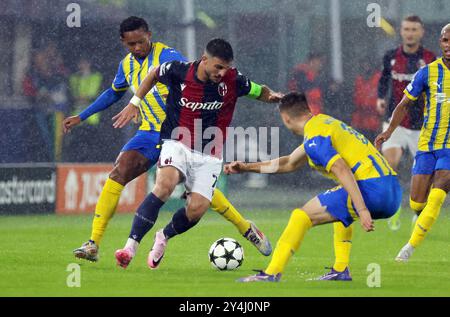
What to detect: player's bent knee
<box><xmin>186</xmin><ymin>209</ymin><xmax>207</xmax><ymax>222</ymax></box>
<box><xmin>153</xmin><ymin>181</ymin><xmax>176</xmax><ymax>201</ymax></box>
<box><xmin>300</xmin><ymin>198</ymin><xmax>328</xmax><ymax>226</ymax></box>
<box><xmin>109</xmin><ymin>159</ymin><xmax>143</xmax><ymax>185</ymax></box>
<box><xmin>308</xmin><ymin>217</ymin><xmax>322</xmax><ymax>227</ymax></box>
<box><xmin>409</xmin><ymin>198</ymin><xmax>426</xmax><ymax>214</ymax></box>
<box><xmin>432</xmin><ymin>173</ymin><xmax>450</xmax><ymax>193</ymax></box>
<box><xmin>108</xmin><ymin>166</ymin><xmax>128</xmax><ymax>186</ymax></box>
<box><xmin>292</xmin><ymin>208</ymin><xmax>315</xmax><ymax>227</ymax></box>
<box><xmin>186</xmin><ymin>200</ymin><xmax>210</xmax><ymax>222</ymax></box>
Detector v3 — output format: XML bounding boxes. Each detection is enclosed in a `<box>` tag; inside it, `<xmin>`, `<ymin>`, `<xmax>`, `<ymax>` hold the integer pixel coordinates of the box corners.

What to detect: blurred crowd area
<box><xmin>0</xmin><ymin>0</ymin><xmax>448</xmax><ymax>189</ymax></box>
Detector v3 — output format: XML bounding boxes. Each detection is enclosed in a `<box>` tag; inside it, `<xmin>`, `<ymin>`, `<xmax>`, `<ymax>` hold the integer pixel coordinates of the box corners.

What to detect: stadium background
<box><xmin>0</xmin><ymin>0</ymin><xmax>449</xmax><ymax>213</ymax></box>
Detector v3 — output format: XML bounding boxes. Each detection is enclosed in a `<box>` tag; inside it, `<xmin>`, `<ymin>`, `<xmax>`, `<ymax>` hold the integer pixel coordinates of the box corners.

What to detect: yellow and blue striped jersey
<box><xmin>404</xmin><ymin>58</ymin><xmax>450</xmax><ymax>152</ymax></box>
<box><xmin>112</xmin><ymin>42</ymin><xmax>186</xmax><ymax>131</ymax></box>
<box><xmin>301</xmin><ymin>114</ymin><xmax>396</xmax><ymax>182</ymax></box>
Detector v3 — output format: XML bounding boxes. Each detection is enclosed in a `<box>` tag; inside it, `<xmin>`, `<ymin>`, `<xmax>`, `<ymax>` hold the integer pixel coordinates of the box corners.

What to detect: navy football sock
<box><xmin>163</xmin><ymin>208</ymin><xmax>199</xmax><ymax>239</ymax></box>
<box><xmin>129</xmin><ymin>193</ymin><xmax>164</xmax><ymax>242</ymax></box>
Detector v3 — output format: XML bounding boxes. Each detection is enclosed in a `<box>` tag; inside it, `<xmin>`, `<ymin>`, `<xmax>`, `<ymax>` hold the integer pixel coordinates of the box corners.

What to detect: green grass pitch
<box><xmin>0</xmin><ymin>209</ymin><xmax>448</xmax><ymax>297</ymax></box>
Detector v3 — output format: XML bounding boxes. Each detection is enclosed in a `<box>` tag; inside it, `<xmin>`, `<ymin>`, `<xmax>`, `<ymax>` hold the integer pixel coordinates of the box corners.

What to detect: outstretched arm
<box><xmin>224</xmin><ymin>145</ymin><xmax>307</xmax><ymax>174</ymax></box>
<box><xmin>63</xmin><ymin>88</ymin><xmax>125</xmax><ymax>133</ymax></box>
<box><xmin>330</xmin><ymin>158</ymin><xmax>373</xmax><ymax>232</ymax></box>
<box><xmin>374</xmin><ymin>95</ymin><xmax>413</xmax><ymax>148</ymax></box>
<box><xmin>376</xmin><ymin>64</ymin><xmax>427</xmax><ymax>147</ymax></box>
<box><xmin>135</xmin><ymin>67</ymin><xmax>159</xmax><ymax>100</ymax></box>
<box><xmin>257</xmin><ymin>85</ymin><xmax>284</xmax><ymax>103</ymax></box>
<box><xmin>112</xmin><ymin>67</ymin><xmax>159</xmax><ymax>129</ymax></box>
<box><xmin>242</xmin><ymin>79</ymin><xmax>283</xmax><ymax>103</ymax></box>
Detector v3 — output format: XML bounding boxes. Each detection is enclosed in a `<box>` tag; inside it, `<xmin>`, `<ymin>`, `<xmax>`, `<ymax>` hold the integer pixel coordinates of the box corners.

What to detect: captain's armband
<box><xmin>247</xmin><ymin>81</ymin><xmax>263</xmax><ymax>99</ymax></box>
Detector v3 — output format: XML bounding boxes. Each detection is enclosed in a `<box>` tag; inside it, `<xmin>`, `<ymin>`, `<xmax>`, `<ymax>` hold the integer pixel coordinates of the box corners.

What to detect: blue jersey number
<box><xmin>340</xmin><ymin>123</ymin><xmax>369</xmax><ymax>145</ymax></box>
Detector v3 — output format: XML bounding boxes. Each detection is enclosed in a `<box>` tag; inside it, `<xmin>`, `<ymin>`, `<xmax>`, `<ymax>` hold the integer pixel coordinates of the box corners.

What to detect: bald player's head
<box><xmin>440</xmin><ymin>23</ymin><xmax>450</xmax><ymax>61</ymax></box>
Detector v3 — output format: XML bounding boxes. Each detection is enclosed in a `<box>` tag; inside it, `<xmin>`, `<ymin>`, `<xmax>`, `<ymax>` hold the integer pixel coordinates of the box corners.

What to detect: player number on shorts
<box><xmin>212</xmin><ymin>174</ymin><xmax>218</xmax><ymax>188</ymax></box>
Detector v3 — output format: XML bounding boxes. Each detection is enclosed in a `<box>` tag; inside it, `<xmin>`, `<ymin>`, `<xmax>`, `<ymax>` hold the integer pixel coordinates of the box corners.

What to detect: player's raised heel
<box><xmin>243</xmin><ymin>221</ymin><xmax>272</xmax><ymax>256</ymax></box>
<box><xmin>395</xmin><ymin>243</ymin><xmax>414</xmax><ymax>262</ymax></box>
<box><xmin>73</xmin><ymin>240</ymin><xmax>99</xmax><ymax>262</ymax></box>
<box><xmin>115</xmin><ymin>248</ymin><xmax>134</xmax><ymax>269</ymax></box>
<box><xmin>315</xmin><ymin>267</ymin><xmax>352</xmax><ymax>281</ymax></box>
<box><xmin>148</xmin><ymin>229</ymin><xmax>168</xmax><ymax>269</ymax></box>
<box><xmin>237</xmin><ymin>270</ymin><xmax>281</xmax><ymax>283</ymax></box>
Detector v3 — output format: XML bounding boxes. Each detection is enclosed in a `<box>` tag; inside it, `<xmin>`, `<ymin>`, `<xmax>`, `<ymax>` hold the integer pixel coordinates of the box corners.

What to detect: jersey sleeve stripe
<box><xmin>111</xmin><ymin>84</ymin><xmax>128</xmax><ymax>92</ymax></box>
<box><xmin>403</xmin><ymin>89</ymin><xmax>418</xmax><ymax>101</ymax></box>
<box><xmin>325</xmin><ymin>154</ymin><xmax>341</xmax><ymax>172</ymax></box>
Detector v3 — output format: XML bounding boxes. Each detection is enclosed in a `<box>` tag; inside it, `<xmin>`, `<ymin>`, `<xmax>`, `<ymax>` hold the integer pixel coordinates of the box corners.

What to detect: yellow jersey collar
<box><xmin>304</xmin><ymin>114</ymin><xmax>320</xmax><ymax>133</ymax></box>
<box><xmin>438</xmin><ymin>57</ymin><xmax>450</xmax><ymax>71</ymax></box>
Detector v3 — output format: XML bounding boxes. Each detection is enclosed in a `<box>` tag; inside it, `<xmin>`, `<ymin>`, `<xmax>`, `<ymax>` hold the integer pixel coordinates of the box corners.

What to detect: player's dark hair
<box><xmin>206</xmin><ymin>38</ymin><xmax>234</xmax><ymax>62</ymax></box>
<box><xmin>120</xmin><ymin>16</ymin><xmax>149</xmax><ymax>37</ymax></box>
<box><xmin>403</xmin><ymin>15</ymin><xmax>424</xmax><ymax>27</ymax></box>
<box><xmin>279</xmin><ymin>92</ymin><xmax>311</xmax><ymax>117</ymax></box>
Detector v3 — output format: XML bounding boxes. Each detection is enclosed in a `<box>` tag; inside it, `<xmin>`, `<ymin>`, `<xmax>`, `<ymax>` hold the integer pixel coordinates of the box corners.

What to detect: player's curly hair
<box><xmin>206</xmin><ymin>38</ymin><xmax>234</xmax><ymax>62</ymax></box>
<box><xmin>278</xmin><ymin>92</ymin><xmax>311</xmax><ymax>117</ymax></box>
<box><xmin>120</xmin><ymin>16</ymin><xmax>149</xmax><ymax>37</ymax></box>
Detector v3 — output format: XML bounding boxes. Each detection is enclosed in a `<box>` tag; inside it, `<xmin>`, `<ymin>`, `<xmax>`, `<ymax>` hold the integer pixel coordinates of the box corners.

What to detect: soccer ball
<box><xmin>208</xmin><ymin>238</ymin><xmax>244</xmax><ymax>270</ymax></box>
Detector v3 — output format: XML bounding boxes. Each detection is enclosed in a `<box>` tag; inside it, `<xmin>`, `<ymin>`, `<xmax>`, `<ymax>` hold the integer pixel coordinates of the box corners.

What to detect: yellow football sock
<box><xmin>333</xmin><ymin>222</ymin><xmax>353</xmax><ymax>272</ymax></box>
<box><xmin>90</xmin><ymin>178</ymin><xmax>124</xmax><ymax>245</ymax></box>
<box><xmin>265</xmin><ymin>209</ymin><xmax>312</xmax><ymax>275</ymax></box>
<box><xmin>210</xmin><ymin>189</ymin><xmax>250</xmax><ymax>235</ymax></box>
<box><xmin>409</xmin><ymin>198</ymin><xmax>426</xmax><ymax>215</ymax></box>
<box><xmin>409</xmin><ymin>188</ymin><xmax>446</xmax><ymax>248</ymax></box>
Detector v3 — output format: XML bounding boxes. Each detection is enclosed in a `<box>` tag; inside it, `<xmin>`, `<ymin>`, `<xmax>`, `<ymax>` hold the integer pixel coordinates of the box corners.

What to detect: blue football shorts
<box><xmin>121</xmin><ymin>130</ymin><xmax>161</xmax><ymax>165</ymax></box>
<box><xmin>412</xmin><ymin>149</ymin><xmax>450</xmax><ymax>175</ymax></box>
<box><xmin>318</xmin><ymin>175</ymin><xmax>402</xmax><ymax>227</ymax></box>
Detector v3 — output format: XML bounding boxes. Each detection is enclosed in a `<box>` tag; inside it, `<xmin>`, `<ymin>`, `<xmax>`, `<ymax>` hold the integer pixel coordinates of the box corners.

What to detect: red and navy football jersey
<box><xmin>378</xmin><ymin>45</ymin><xmax>436</xmax><ymax>129</ymax></box>
<box><xmin>156</xmin><ymin>60</ymin><xmax>252</xmax><ymax>156</ymax></box>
